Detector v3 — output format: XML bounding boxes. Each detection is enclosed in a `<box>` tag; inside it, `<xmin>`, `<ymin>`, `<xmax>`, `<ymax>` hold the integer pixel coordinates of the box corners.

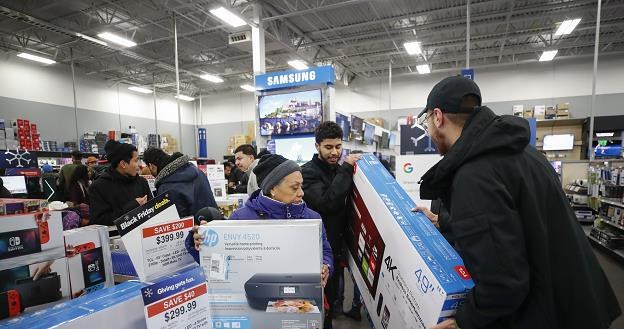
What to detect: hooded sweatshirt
<box><xmin>186</xmin><ymin>189</ymin><xmax>334</xmax><ymax>276</ymax></box>
<box><xmin>420</xmin><ymin>106</ymin><xmax>620</xmax><ymax>329</ymax></box>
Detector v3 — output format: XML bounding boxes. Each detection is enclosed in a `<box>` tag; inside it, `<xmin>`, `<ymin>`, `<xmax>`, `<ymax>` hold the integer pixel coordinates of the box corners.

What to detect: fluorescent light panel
<box><xmin>416</xmin><ymin>64</ymin><xmax>431</xmax><ymax>74</ymax></box>
<box><xmin>288</xmin><ymin>60</ymin><xmax>308</xmax><ymax>70</ymax></box>
<box><xmin>240</xmin><ymin>84</ymin><xmax>256</xmax><ymax>92</ymax></box>
<box><xmin>128</xmin><ymin>86</ymin><xmax>153</xmax><ymax>94</ymax></box>
<box><xmin>554</xmin><ymin>18</ymin><xmax>581</xmax><ymax>36</ymax></box>
<box><xmin>200</xmin><ymin>74</ymin><xmax>224</xmax><ymax>83</ymax></box>
<box><xmin>210</xmin><ymin>7</ymin><xmax>246</xmax><ymax>27</ymax></box>
<box><xmin>175</xmin><ymin>95</ymin><xmax>195</xmax><ymax>101</ymax></box>
<box><xmin>97</xmin><ymin>32</ymin><xmax>136</xmax><ymax>47</ymax></box>
<box><xmin>76</xmin><ymin>33</ymin><xmax>108</xmax><ymax>46</ymax></box>
<box><xmin>539</xmin><ymin>50</ymin><xmax>558</xmax><ymax>62</ymax></box>
<box><xmin>17</xmin><ymin>52</ymin><xmax>56</xmax><ymax>64</ymax></box>
<box><xmin>404</xmin><ymin>41</ymin><xmax>422</xmax><ymax>55</ymax></box>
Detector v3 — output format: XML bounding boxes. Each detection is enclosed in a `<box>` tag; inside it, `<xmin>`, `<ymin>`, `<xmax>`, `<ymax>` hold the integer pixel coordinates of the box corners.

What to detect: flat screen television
<box><xmin>273</xmin><ymin>136</ymin><xmax>316</xmax><ymax>165</ymax></box>
<box><xmin>1</xmin><ymin>176</ymin><xmax>27</xmax><ymax>194</ymax></box>
<box><xmin>351</xmin><ymin>115</ymin><xmax>364</xmax><ymax>141</ymax></box>
<box><xmin>335</xmin><ymin>113</ymin><xmax>350</xmax><ymax>141</ymax></box>
<box><xmin>381</xmin><ymin>132</ymin><xmax>389</xmax><ymax>149</ymax></box>
<box><xmin>363</xmin><ymin>123</ymin><xmax>376</xmax><ymax>145</ymax></box>
<box><xmin>389</xmin><ymin>133</ymin><xmax>397</xmax><ymax>147</ymax></box>
<box><xmin>543</xmin><ymin>134</ymin><xmax>574</xmax><ymax>151</ymax></box>
<box><xmin>259</xmin><ymin>89</ymin><xmax>323</xmax><ymax>136</ymax></box>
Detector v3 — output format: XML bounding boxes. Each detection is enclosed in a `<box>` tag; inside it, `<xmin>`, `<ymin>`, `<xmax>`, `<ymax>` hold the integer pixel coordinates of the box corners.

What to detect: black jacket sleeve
<box><xmin>232</xmin><ymin>171</ymin><xmax>249</xmax><ymax>194</ymax></box>
<box><xmin>302</xmin><ymin>162</ymin><xmax>354</xmax><ymax>213</ymax></box>
<box><xmin>88</xmin><ymin>183</ymin><xmax>116</xmax><ymax>226</ymax></box>
<box><xmin>450</xmin><ymin>164</ymin><xmax>530</xmax><ymax>329</ymax></box>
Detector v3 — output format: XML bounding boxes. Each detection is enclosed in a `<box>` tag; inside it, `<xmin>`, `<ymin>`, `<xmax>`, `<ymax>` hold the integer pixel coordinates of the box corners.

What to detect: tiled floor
<box><xmin>330</xmin><ymin>268</ymin><xmax>372</xmax><ymax>329</ymax></box>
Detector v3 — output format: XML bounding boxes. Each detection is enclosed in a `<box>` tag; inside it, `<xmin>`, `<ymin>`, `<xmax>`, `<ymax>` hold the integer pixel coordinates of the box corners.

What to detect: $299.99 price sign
<box><xmin>142</xmin><ymin>267</ymin><xmax>210</xmax><ymax>329</ymax></box>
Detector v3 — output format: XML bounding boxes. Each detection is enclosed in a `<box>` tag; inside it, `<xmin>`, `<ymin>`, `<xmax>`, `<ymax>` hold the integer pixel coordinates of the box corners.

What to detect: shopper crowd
<box><xmin>5</xmin><ymin>75</ymin><xmax>619</xmax><ymax>329</ymax></box>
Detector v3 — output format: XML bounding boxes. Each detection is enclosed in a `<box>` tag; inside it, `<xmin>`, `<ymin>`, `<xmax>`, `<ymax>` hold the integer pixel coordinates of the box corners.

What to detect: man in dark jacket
<box><xmin>302</xmin><ymin>121</ymin><xmax>361</xmax><ymax>328</ymax></box>
<box><xmin>143</xmin><ymin>148</ymin><xmax>217</xmax><ymax>218</ymax></box>
<box><xmin>417</xmin><ymin>75</ymin><xmax>621</xmax><ymax>329</ymax></box>
<box><xmin>89</xmin><ymin>141</ymin><xmax>152</xmax><ymax>227</ymax></box>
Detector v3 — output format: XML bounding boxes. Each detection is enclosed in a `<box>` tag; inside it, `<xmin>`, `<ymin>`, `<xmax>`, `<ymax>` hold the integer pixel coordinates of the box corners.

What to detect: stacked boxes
<box><xmin>557</xmin><ymin>102</ymin><xmax>571</xmax><ymax>119</ymax></box>
<box><xmin>8</xmin><ymin>119</ymin><xmax>41</xmax><ymax>151</ymax></box>
<box><xmin>533</xmin><ymin>105</ymin><xmax>546</xmax><ymax>120</ymax></box>
<box><xmin>348</xmin><ymin>155</ymin><xmax>474</xmax><ymax>328</ymax></box>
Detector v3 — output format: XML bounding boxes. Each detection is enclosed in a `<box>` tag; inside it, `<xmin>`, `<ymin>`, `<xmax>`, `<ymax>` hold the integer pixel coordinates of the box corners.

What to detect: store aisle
<box><xmin>594</xmin><ymin>249</ymin><xmax>624</xmax><ymax>329</ymax></box>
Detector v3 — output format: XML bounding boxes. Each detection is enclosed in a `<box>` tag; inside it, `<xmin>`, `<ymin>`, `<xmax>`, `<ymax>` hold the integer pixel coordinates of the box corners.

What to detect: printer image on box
<box><xmin>245</xmin><ymin>273</ymin><xmax>322</xmax><ymax>312</ymax></box>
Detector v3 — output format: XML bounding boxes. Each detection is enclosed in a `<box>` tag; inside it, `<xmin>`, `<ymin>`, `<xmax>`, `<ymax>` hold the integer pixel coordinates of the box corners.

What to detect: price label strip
<box><xmin>142</xmin><ymin>267</ymin><xmax>210</xmax><ymax>329</ymax></box>
<box><xmin>142</xmin><ymin>218</ymin><xmax>194</xmax><ymax>279</ymax></box>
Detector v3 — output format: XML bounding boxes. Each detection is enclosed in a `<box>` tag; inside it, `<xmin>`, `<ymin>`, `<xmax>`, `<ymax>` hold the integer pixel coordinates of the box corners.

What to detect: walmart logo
<box><xmin>403</xmin><ymin>163</ymin><xmax>414</xmax><ymax>174</ymax></box>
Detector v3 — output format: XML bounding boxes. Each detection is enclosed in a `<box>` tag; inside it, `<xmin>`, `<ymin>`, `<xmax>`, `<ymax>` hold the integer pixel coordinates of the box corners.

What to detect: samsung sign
<box><xmin>255</xmin><ymin>65</ymin><xmax>335</xmax><ymax>91</ymax></box>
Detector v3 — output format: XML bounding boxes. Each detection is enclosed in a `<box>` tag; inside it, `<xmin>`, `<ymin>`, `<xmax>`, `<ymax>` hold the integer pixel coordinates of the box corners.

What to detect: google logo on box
<box><xmin>403</xmin><ymin>163</ymin><xmax>413</xmax><ymax>173</ymax></box>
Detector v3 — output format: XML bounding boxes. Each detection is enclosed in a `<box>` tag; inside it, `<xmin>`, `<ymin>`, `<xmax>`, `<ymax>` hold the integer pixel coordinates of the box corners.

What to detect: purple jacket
<box><xmin>185</xmin><ymin>190</ymin><xmax>334</xmax><ymax>275</ymax></box>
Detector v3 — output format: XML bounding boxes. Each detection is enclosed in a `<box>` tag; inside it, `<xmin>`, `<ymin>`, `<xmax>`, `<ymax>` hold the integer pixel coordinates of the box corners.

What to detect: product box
<box><xmin>5</xmin><ymin>140</ymin><xmax>19</xmax><ymax>150</ymax></box>
<box><xmin>533</xmin><ymin>105</ymin><xmax>546</xmax><ymax>120</ymax></box>
<box><xmin>0</xmin><ymin>119</ymin><xmax>5</xmax><ymax>129</ymax></box>
<box><xmin>206</xmin><ymin>164</ymin><xmax>225</xmax><ymax>180</ymax></box>
<box><xmin>210</xmin><ymin>179</ymin><xmax>228</xmax><ymax>201</ymax></box>
<box><xmin>0</xmin><ymin>280</ymin><xmax>147</xmax><ymax>329</ymax></box>
<box><xmin>545</xmin><ymin>106</ymin><xmax>557</xmax><ymax>120</ymax></box>
<box><xmin>523</xmin><ymin>108</ymin><xmax>533</xmax><ymax>118</ymax></box>
<box><xmin>198</xmin><ymin>220</ymin><xmax>323</xmax><ymax>329</ymax></box>
<box><xmin>0</xmin><ymin>257</ymin><xmax>70</xmax><ymax>320</ymax></box>
<box><xmin>556</xmin><ymin>108</ymin><xmax>570</xmax><ymax>119</ymax></box>
<box><xmin>4</xmin><ymin>128</ymin><xmax>15</xmax><ymax>140</ymax></box>
<box><xmin>348</xmin><ymin>154</ymin><xmax>474</xmax><ymax>329</ymax></box>
<box><xmin>0</xmin><ymin>198</ymin><xmax>47</xmax><ymax>215</ymax></box>
<box><xmin>512</xmin><ymin>105</ymin><xmax>523</xmax><ymax>117</ymax></box>
<box><xmin>0</xmin><ymin>211</ymin><xmax>64</xmax><ymax>271</ymax></box>
<box><xmin>63</xmin><ymin>225</ymin><xmax>114</xmax><ymax>297</ymax></box>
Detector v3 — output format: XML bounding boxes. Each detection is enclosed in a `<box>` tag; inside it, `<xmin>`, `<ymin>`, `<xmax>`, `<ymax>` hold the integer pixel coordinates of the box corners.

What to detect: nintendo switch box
<box><xmin>0</xmin><ymin>199</ymin><xmax>47</xmax><ymax>216</ymax></box>
<box><xmin>348</xmin><ymin>154</ymin><xmax>474</xmax><ymax>329</ymax></box>
<box><xmin>0</xmin><ymin>211</ymin><xmax>64</xmax><ymax>271</ymax></box>
<box><xmin>63</xmin><ymin>225</ymin><xmax>114</xmax><ymax>298</ymax></box>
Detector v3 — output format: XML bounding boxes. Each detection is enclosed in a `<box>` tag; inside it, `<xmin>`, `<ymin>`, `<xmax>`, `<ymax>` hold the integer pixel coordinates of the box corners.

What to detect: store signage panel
<box><xmin>255</xmin><ymin>65</ymin><xmax>335</xmax><ymax>91</ymax></box>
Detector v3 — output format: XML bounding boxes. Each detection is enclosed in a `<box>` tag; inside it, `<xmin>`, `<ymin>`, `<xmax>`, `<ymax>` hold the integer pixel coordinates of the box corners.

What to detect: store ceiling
<box><xmin>0</xmin><ymin>0</ymin><xmax>623</xmax><ymax>97</ymax></box>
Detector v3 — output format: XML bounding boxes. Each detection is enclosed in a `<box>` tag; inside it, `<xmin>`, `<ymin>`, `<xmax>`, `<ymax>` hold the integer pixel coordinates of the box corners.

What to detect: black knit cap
<box><xmin>253</xmin><ymin>154</ymin><xmax>288</xmax><ymax>187</ymax></box>
<box><xmin>104</xmin><ymin>140</ymin><xmax>137</xmax><ymax>168</ymax></box>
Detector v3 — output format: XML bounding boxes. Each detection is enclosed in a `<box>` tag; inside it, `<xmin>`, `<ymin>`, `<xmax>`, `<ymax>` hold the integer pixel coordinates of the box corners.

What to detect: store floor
<box><xmin>594</xmin><ymin>248</ymin><xmax>624</xmax><ymax>329</ymax></box>
<box><xmin>333</xmin><ymin>249</ymin><xmax>624</xmax><ymax>329</ymax></box>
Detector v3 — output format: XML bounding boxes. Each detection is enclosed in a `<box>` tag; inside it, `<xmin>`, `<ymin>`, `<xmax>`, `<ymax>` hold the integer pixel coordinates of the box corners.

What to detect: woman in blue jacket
<box><xmin>186</xmin><ymin>154</ymin><xmax>334</xmax><ymax>286</ymax></box>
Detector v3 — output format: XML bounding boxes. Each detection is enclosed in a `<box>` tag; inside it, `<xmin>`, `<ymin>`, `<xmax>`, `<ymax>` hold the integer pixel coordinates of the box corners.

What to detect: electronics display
<box><xmin>363</xmin><ymin>122</ymin><xmax>375</xmax><ymax>145</ymax></box>
<box><xmin>351</xmin><ymin>115</ymin><xmax>364</xmax><ymax>141</ymax></box>
<box><xmin>258</xmin><ymin>89</ymin><xmax>323</xmax><ymax>136</ymax></box>
<box><xmin>14</xmin><ymin>272</ymin><xmax>62</xmax><ymax>307</ymax></box>
<box><xmin>0</xmin><ymin>176</ymin><xmax>27</xmax><ymax>195</ymax></box>
<box><xmin>0</xmin><ymin>229</ymin><xmax>41</xmax><ymax>260</ymax></box>
<box><xmin>381</xmin><ymin>132</ymin><xmax>390</xmax><ymax>149</ymax></box>
<box><xmin>273</xmin><ymin>136</ymin><xmax>316</xmax><ymax>165</ymax></box>
<box><xmin>542</xmin><ymin>134</ymin><xmax>574</xmax><ymax>151</ymax></box>
<box><xmin>335</xmin><ymin>112</ymin><xmax>351</xmax><ymax>141</ymax></box>
<box><xmin>244</xmin><ymin>273</ymin><xmax>322</xmax><ymax>311</ymax></box>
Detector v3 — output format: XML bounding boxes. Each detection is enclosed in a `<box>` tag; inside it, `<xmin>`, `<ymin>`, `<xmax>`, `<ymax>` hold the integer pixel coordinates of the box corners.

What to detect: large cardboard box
<box><xmin>0</xmin><ymin>281</ymin><xmax>147</xmax><ymax>329</ymax></box>
<box><xmin>198</xmin><ymin>220</ymin><xmax>323</xmax><ymax>329</ymax></box>
<box><xmin>348</xmin><ymin>154</ymin><xmax>474</xmax><ymax>329</ymax></box>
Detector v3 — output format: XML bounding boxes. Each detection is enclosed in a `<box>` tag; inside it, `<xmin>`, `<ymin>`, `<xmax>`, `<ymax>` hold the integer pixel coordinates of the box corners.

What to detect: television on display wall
<box><xmin>351</xmin><ymin>115</ymin><xmax>364</xmax><ymax>141</ymax></box>
<box><xmin>335</xmin><ymin>112</ymin><xmax>350</xmax><ymax>141</ymax></box>
<box><xmin>363</xmin><ymin>123</ymin><xmax>375</xmax><ymax>145</ymax></box>
<box><xmin>258</xmin><ymin>89</ymin><xmax>323</xmax><ymax>136</ymax></box>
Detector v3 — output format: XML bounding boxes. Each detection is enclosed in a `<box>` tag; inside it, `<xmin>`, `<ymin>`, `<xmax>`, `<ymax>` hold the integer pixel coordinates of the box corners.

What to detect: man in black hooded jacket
<box><xmin>417</xmin><ymin>76</ymin><xmax>620</xmax><ymax>329</ymax></box>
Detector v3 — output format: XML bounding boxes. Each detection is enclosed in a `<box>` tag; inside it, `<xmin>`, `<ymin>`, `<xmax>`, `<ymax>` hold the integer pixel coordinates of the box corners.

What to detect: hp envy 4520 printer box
<box><xmin>348</xmin><ymin>154</ymin><xmax>474</xmax><ymax>329</ymax></box>
<box><xmin>198</xmin><ymin>220</ymin><xmax>323</xmax><ymax>329</ymax></box>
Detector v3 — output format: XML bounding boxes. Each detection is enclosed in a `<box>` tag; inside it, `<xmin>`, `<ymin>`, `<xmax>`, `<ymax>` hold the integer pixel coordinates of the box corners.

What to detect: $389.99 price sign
<box><xmin>141</xmin><ymin>218</ymin><xmax>195</xmax><ymax>278</ymax></box>
<box><xmin>142</xmin><ymin>267</ymin><xmax>210</xmax><ymax>329</ymax></box>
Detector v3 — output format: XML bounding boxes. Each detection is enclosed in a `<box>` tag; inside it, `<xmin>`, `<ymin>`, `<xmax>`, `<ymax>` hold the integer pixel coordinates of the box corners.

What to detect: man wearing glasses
<box><xmin>416</xmin><ymin>76</ymin><xmax>620</xmax><ymax>329</ymax></box>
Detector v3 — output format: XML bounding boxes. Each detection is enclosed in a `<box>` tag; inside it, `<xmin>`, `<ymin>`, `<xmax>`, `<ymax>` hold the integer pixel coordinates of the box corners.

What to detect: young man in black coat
<box><xmin>301</xmin><ymin>121</ymin><xmax>361</xmax><ymax>328</ymax></box>
<box><xmin>89</xmin><ymin>141</ymin><xmax>153</xmax><ymax>227</ymax></box>
<box><xmin>417</xmin><ymin>76</ymin><xmax>621</xmax><ymax>329</ymax></box>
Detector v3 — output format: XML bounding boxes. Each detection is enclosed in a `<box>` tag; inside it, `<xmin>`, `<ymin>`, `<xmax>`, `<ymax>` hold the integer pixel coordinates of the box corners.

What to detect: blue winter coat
<box><xmin>185</xmin><ymin>189</ymin><xmax>334</xmax><ymax>275</ymax></box>
<box><xmin>155</xmin><ymin>155</ymin><xmax>217</xmax><ymax>218</ymax></box>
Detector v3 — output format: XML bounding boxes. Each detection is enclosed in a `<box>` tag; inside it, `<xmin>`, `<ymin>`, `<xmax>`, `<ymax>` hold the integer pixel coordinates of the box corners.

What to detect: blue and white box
<box><xmin>348</xmin><ymin>154</ymin><xmax>474</xmax><ymax>329</ymax></box>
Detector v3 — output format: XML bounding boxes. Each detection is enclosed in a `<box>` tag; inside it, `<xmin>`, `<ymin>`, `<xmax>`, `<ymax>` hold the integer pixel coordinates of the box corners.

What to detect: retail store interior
<box><xmin>1</xmin><ymin>0</ymin><xmax>624</xmax><ymax>328</ymax></box>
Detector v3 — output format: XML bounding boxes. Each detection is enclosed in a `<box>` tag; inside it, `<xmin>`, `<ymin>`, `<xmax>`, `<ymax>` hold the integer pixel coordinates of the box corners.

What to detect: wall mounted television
<box><xmin>259</xmin><ymin>89</ymin><xmax>323</xmax><ymax>136</ymax></box>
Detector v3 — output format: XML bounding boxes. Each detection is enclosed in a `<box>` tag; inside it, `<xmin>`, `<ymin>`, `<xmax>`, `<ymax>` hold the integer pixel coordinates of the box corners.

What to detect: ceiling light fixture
<box><xmin>416</xmin><ymin>64</ymin><xmax>431</xmax><ymax>74</ymax></box>
<box><xmin>200</xmin><ymin>73</ymin><xmax>224</xmax><ymax>83</ymax></box>
<box><xmin>288</xmin><ymin>60</ymin><xmax>308</xmax><ymax>70</ymax></box>
<box><xmin>404</xmin><ymin>41</ymin><xmax>422</xmax><ymax>55</ymax></box>
<box><xmin>175</xmin><ymin>95</ymin><xmax>195</xmax><ymax>101</ymax></box>
<box><xmin>554</xmin><ymin>18</ymin><xmax>581</xmax><ymax>36</ymax></box>
<box><xmin>539</xmin><ymin>50</ymin><xmax>558</xmax><ymax>62</ymax></box>
<box><xmin>210</xmin><ymin>7</ymin><xmax>247</xmax><ymax>27</ymax></box>
<box><xmin>240</xmin><ymin>84</ymin><xmax>256</xmax><ymax>92</ymax></box>
<box><xmin>97</xmin><ymin>32</ymin><xmax>137</xmax><ymax>47</ymax></box>
<box><xmin>128</xmin><ymin>86</ymin><xmax>153</xmax><ymax>94</ymax></box>
<box><xmin>16</xmin><ymin>52</ymin><xmax>56</xmax><ymax>65</ymax></box>
<box><xmin>76</xmin><ymin>33</ymin><xmax>108</xmax><ymax>46</ymax></box>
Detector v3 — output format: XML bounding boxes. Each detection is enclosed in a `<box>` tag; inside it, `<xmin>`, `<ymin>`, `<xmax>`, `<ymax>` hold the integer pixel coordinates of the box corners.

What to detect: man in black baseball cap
<box><xmin>417</xmin><ymin>76</ymin><xmax>620</xmax><ymax>329</ymax></box>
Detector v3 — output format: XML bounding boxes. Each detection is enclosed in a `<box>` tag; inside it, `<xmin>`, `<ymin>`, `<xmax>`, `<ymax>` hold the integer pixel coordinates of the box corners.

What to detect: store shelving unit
<box><xmin>601</xmin><ymin>198</ymin><xmax>624</xmax><ymax>209</ymax></box>
<box><xmin>587</xmin><ymin>233</ymin><xmax>624</xmax><ymax>265</ymax></box>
